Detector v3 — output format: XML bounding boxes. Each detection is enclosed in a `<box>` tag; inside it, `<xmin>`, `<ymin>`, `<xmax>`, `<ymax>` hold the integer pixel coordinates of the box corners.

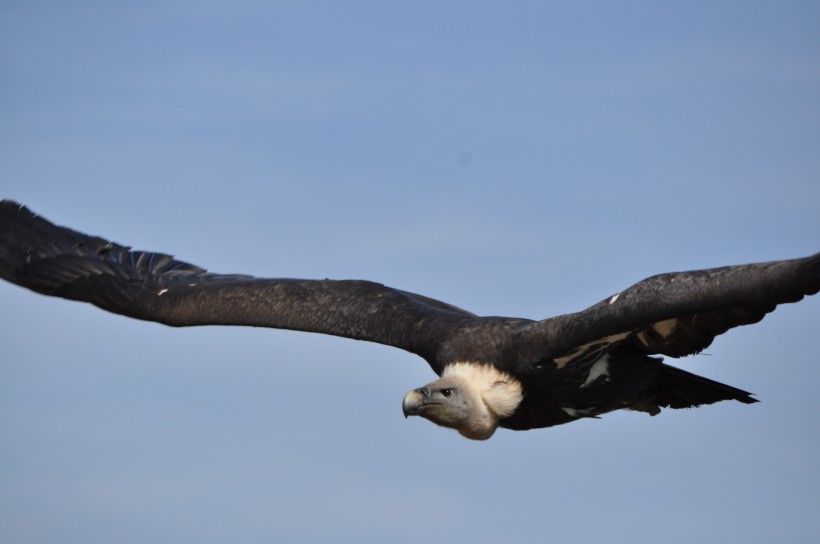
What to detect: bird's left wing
<box><xmin>0</xmin><ymin>200</ymin><xmax>474</xmax><ymax>364</ymax></box>
<box><xmin>523</xmin><ymin>254</ymin><xmax>820</xmax><ymax>363</ymax></box>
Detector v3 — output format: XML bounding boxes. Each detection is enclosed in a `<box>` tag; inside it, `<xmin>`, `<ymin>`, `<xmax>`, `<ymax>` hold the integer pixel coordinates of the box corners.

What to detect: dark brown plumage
<box><xmin>2</xmin><ymin>199</ymin><xmax>818</xmax><ymax>438</ymax></box>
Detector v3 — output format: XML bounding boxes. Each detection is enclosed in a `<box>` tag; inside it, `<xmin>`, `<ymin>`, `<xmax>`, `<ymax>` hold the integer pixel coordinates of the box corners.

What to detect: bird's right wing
<box><xmin>0</xmin><ymin>200</ymin><xmax>475</xmax><ymax>364</ymax></box>
<box><xmin>522</xmin><ymin>253</ymin><xmax>820</xmax><ymax>364</ymax></box>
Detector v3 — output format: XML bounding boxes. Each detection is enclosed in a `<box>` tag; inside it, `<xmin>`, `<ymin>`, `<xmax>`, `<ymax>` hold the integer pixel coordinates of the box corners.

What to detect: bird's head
<box><xmin>402</xmin><ymin>362</ymin><xmax>523</xmax><ymax>440</ymax></box>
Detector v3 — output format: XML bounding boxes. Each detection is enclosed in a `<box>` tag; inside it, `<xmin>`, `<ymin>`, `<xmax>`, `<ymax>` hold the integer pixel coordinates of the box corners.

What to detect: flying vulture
<box><xmin>1</xmin><ymin>200</ymin><xmax>818</xmax><ymax>440</ymax></box>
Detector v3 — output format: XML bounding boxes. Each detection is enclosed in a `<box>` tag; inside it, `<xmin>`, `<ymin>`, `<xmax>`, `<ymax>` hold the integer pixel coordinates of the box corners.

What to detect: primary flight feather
<box><xmin>1</xmin><ymin>200</ymin><xmax>818</xmax><ymax>439</ymax></box>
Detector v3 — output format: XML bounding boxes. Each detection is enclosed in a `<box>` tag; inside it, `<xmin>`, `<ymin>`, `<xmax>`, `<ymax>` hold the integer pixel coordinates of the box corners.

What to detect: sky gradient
<box><xmin>2</xmin><ymin>2</ymin><xmax>819</xmax><ymax>543</ymax></box>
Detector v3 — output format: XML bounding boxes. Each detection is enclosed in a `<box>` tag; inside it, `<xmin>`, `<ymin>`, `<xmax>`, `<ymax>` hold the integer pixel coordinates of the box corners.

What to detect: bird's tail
<box><xmin>654</xmin><ymin>363</ymin><xmax>759</xmax><ymax>409</ymax></box>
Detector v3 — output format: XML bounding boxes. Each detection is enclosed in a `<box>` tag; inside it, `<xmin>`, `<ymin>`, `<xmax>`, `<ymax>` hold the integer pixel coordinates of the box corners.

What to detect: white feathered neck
<box><xmin>443</xmin><ymin>362</ymin><xmax>523</xmax><ymax>419</ymax></box>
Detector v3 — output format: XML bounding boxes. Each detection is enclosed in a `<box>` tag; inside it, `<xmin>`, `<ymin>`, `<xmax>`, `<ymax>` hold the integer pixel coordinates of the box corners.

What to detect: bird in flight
<box><xmin>1</xmin><ymin>200</ymin><xmax>818</xmax><ymax>439</ymax></box>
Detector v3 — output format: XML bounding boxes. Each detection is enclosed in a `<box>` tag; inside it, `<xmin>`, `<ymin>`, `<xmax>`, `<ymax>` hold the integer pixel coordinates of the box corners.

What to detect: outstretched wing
<box><xmin>526</xmin><ymin>254</ymin><xmax>820</xmax><ymax>364</ymax></box>
<box><xmin>0</xmin><ymin>200</ymin><xmax>475</xmax><ymax>364</ymax></box>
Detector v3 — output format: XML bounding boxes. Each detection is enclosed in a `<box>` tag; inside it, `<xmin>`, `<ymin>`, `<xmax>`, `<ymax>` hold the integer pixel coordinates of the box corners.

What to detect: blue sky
<box><xmin>1</xmin><ymin>2</ymin><xmax>819</xmax><ymax>543</ymax></box>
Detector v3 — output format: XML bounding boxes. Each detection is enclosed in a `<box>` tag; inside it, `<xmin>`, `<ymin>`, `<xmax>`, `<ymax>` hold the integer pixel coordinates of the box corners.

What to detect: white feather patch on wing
<box><xmin>652</xmin><ymin>318</ymin><xmax>678</xmax><ymax>338</ymax></box>
<box><xmin>554</xmin><ymin>331</ymin><xmax>630</xmax><ymax>368</ymax></box>
<box><xmin>443</xmin><ymin>362</ymin><xmax>524</xmax><ymax>418</ymax></box>
<box><xmin>580</xmin><ymin>354</ymin><xmax>610</xmax><ymax>388</ymax></box>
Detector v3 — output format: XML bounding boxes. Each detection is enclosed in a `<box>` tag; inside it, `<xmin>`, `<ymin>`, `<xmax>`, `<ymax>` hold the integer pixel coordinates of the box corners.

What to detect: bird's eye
<box><xmin>441</xmin><ymin>388</ymin><xmax>453</xmax><ymax>398</ymax></box>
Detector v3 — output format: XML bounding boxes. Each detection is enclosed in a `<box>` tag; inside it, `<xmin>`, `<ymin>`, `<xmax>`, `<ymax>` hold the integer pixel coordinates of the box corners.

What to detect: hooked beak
<box><xmin>402</xmin><ymin>388</ymin><xmax>427</xmax><ymax>418</ymax></box>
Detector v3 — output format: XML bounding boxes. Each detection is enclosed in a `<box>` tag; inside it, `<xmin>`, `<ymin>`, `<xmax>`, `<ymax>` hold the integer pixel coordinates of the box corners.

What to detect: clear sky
<box><xmin>1</xmin><ymin>2</ymin><xmax>819</xmax><ymax>543</ymax></box>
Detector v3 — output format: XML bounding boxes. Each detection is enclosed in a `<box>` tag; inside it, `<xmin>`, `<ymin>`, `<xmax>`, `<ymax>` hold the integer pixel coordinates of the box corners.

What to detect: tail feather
<box><xmin>655</xmin><ymin>364</ymin><xmax>758</xmax><ymax>409</ymax></box>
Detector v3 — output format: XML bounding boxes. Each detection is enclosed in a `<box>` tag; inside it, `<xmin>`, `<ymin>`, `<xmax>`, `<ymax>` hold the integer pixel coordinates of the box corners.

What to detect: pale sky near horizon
<box><xmin>2</xmin><ymin>2</ymin><xmax>819</xmax><ymax>543</ymax></box>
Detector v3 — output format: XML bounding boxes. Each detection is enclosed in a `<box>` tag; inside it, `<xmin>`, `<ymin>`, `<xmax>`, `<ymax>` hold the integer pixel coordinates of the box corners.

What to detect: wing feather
<box><xmin>0</xmin><ymin>200</ymin><xmax>473</xmax><ymax>363</ymax></box>
<box><xmin>529</xmin><ymin>254</ymin><xmax>820</xmax><ymax>360</ymax></box>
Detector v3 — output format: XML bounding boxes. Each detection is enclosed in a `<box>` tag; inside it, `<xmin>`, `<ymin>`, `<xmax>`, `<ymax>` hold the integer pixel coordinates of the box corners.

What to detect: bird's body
<box><xmin>1</xmin><ymin>199</ymin><xmax>818</xmax><ymax>439</ymax></box>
